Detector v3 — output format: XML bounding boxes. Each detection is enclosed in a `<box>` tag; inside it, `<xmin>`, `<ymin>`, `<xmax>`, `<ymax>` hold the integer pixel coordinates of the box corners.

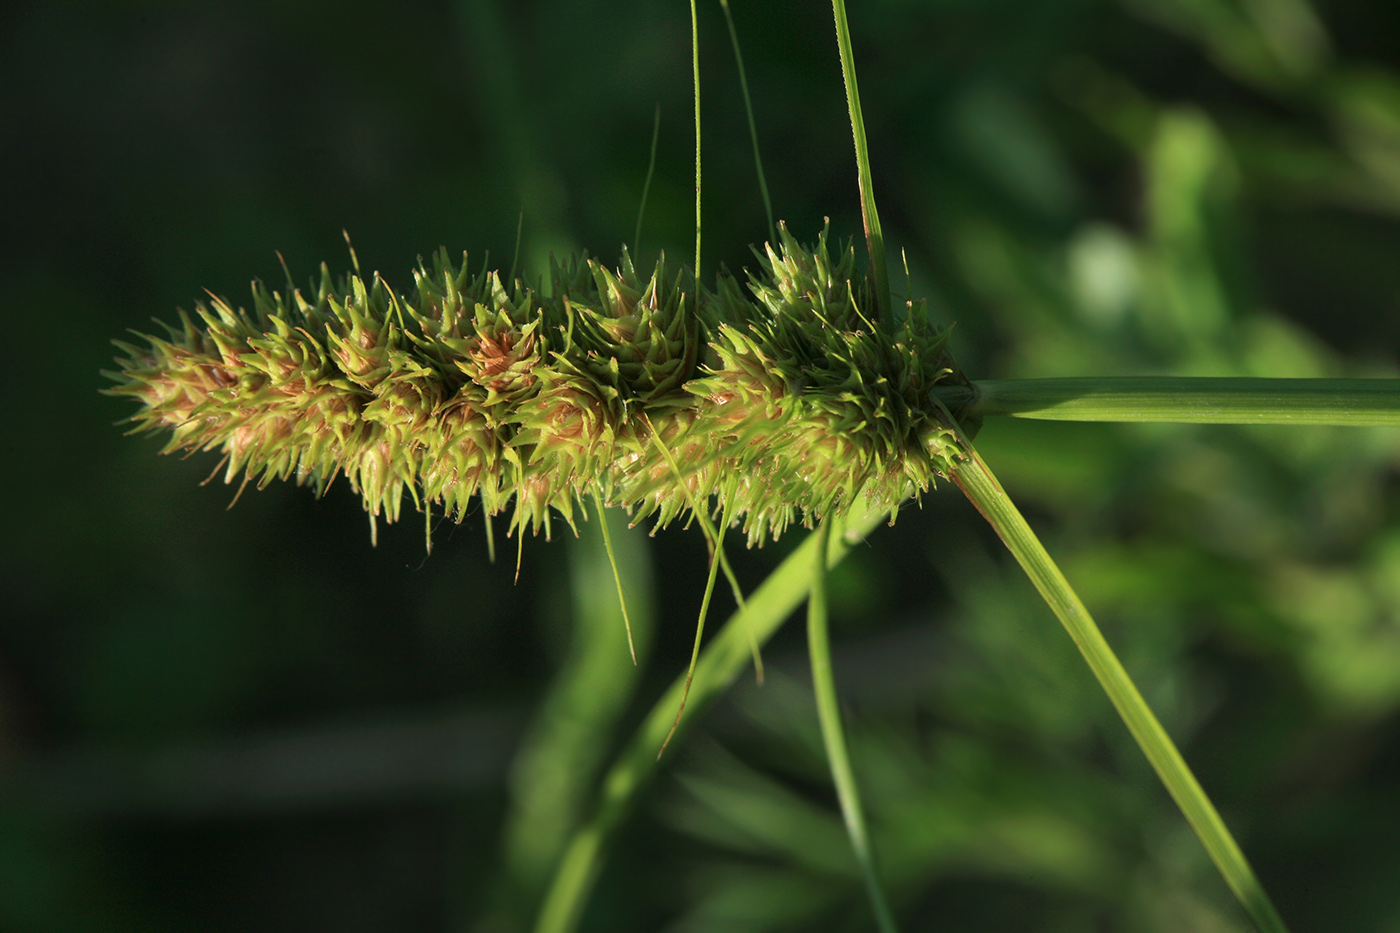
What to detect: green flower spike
<box><xmin>106</xmin><ymin>227</ymin><xmax>967</xmax><ymax>549</ymax></box>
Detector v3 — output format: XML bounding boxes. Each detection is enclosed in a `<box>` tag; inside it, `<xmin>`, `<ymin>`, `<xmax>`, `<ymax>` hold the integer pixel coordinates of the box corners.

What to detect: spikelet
<box><xmin>106</xmin><ymin>224</ymin><xmax>968</xmax><ymax>546</ymax></box>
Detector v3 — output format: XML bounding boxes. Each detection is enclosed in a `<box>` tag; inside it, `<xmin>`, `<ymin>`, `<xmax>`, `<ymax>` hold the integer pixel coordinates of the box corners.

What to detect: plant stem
<box><xmin>534</xmin><ymin>499</ymin><xmax>889</xmax><ymax>933</ymax></box>
<box><xmin>807</xmin><ymin>518</ymin><xmax>899</xmax><ymax>933</ymax></box>
<box><xmin>691</xmin><ymin>0</ymin><xmax>702</xmax><ymax>282</ymax></box>
<box><xmin>936</xmin><ymin>376</ymin><xmax>1400</xmax><ymax>425</ymax></box>
<box><xmin>950</xmin><ymin>438</ymin><xmax>1289</xmax><ymax>933</ymax></box>
<box><xmin>831</xmin><ymin>0</ymin><xmax>891</xmax><ymax>324</ymax></box>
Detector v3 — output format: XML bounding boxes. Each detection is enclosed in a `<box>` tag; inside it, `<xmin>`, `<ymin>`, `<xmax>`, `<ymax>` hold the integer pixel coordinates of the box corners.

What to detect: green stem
<box><xmin>831</xmin><ymin>0</ymin><xmax>890</xmax><ymax>324</ymax></box>
<box><xmin>807</xmin><ymin>518</ymin><xmax>899</xmax><ymax>933</ymax></box>
<box><xmin>950</xmin><ymin>438</ymin><xmax>1289</xmax><ymax>933</ymax></box>
<box><xmin>691</xmin><ymin>0</ymin><xmax>702</xmax><ymax>282</ymax></box>
<box><xmin>942</xmin><ymin>377</ymin><xmax>1400</xmax><ymax>425</ymax></box>
<box><xmin>534</xmin><ymin>500</ymin><xmax>887</xmax><ymax>933</ymax></box>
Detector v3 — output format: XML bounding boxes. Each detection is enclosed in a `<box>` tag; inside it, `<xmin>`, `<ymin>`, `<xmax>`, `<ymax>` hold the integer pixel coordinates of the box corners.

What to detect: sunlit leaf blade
<box><xmin>949</xmin><ymin>376</ymin><xmax>1400</xmax><ymax>425</ymax></box>
<box><xmin>950</xmin><ymin>435</ymin><xmax>1290</xmax><ymax>933</ymax></box>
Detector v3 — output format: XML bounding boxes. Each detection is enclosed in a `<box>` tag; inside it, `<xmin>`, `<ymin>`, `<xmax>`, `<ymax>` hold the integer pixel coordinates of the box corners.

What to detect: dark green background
<box><xmin>4</xmin><ymin>0</ymin><xmax>1400</xmax><ymax>929</ymax></box>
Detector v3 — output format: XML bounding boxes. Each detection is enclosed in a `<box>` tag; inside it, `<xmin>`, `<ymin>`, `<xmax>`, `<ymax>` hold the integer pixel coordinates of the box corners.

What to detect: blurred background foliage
<box><xmin>3</xmin><ymin>0</ymin><xmax>1400</xmax><ymax>929</ymax></box>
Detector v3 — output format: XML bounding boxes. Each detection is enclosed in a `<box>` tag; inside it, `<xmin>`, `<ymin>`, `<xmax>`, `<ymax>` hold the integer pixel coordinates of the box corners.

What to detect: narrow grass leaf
<box><xmin>807</xmin><ymin>517</ymin><xmax>899</xmax><ymax>933</ymax></box>
<box><xmin>692</xmin><ymin>0</ymin><xmax>702</xmax><ymax>280</ymax></box>
<box><xmin>831</xmin><ymin>0</ymin><xmax>891</xmax><ymax>324</ymax></box>
<box><xmin>957</xmin><ymin>376</ymin><xmax>1400</xmax><ymax>425</ymax></box>
<box><xmin>949</xmin><ymin>432</ymin><xmax>1290</xmax><ymax>933</ymax></box>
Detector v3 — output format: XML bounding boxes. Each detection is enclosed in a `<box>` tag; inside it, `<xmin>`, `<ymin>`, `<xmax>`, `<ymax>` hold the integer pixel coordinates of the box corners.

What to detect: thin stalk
<box><xmin>591</xmin><ymin>487</ymin><xmax>636</xmax><ymax>664</ymax></box>
<box><xmin>642</xmin><ymin>415</ymin><xmax>764</xmax><ymax>725</ymax></box>
<box><xmin>657</xmin><ymin>511</ymin><xmax>724</xmax><ymax>760</ymax></box>
<box><xmin>633</xmin><ymin>105</ymin><xmax>662</xmax><ymax>252</ymax></box>
<box><xmin>691</xmin><ymin>0</ymin><xmax>702</xmax><ymax>281</ymax></box>
<box><xmin>807</xmin><ymin>518</ymin><xmax>899</xmax><ymax>933</ymax></box>
<box><xmin>949</xmin><ymin>437</ymin><xmax>1289</xmax><ymax>933</ymax></box>
<box><xmin>719</xmin><ymin>0</ymin><xmax>775</xmax><ymax>242</ymax></box>
<box><xmin>944</xmin><ymin>376</ymin><xmax>1400</xmax><ymax>425</ymax></box>
<box><xmin>508</xmin><ymin>209</ymin><xmax>524</xmax><ymax>288</ymax></box>
<box><xmin>535</xmin><ymin>499</ymin><xmax>887</xmax><ymax>933</ymax></box>
<box><xmin>831</xmin><ymin>0</ymin><xmax>890</xmax><ymax>324</ymax></box>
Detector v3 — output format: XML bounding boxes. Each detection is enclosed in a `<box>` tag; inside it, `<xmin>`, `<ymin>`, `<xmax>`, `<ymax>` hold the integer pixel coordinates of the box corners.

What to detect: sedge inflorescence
<box><xmin>106</xmin><ymin>224</ymin><xmax>966</xmax><ymax>546</ymax></box>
